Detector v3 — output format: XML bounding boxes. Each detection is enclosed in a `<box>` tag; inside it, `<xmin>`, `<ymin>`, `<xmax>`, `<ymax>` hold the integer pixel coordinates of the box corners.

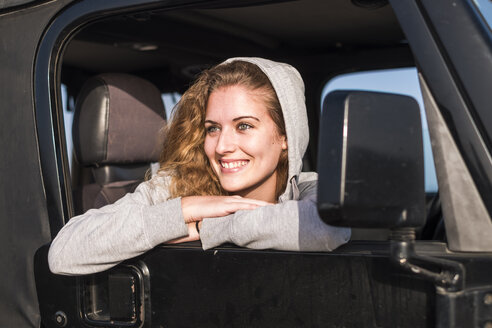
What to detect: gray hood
<box><xmin>223</xmin><ymin>57</ymin><xmax>309</xmax><ymax>201</ymax></box>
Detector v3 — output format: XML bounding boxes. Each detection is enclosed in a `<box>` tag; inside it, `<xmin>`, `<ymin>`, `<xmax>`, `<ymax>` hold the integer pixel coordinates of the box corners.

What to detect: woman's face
<box><xmin>204</xmin><ymin>85</ymin><xmax>287</xmax><ymax>202</ymax></box>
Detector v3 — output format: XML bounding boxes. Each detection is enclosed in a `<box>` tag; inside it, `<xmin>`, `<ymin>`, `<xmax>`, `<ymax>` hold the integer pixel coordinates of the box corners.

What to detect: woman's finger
<box><xmin>228</xmin><ymin>197</ymin><xmax>272</xmax><ymax>206</ymax></box>
<box><xmin>224</xmin><ymin>202</ymin><xmax>272</xmax><ymax>214</ymax></box>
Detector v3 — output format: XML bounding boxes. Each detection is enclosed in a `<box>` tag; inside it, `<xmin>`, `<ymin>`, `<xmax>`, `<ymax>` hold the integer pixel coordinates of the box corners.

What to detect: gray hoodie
<box><xmin>48</xmin><ymin>57</ymin><xmax>351</xmax><ymax>275</ymax></box>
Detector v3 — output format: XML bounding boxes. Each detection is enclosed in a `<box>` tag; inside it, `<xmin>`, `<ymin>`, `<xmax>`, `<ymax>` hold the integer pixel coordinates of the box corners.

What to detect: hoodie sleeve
<box><xmin>200</xmin><ymin>180</ymin><xmax>351</xmax><ymax>251</ymax></box>
<box><xmin>48</xmin><ymin>180</ymin><xmax>188</xmax><ymax>275</ymax></box>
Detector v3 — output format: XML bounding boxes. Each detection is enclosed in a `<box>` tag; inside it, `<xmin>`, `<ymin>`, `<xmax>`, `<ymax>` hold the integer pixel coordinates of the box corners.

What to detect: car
<box><xmin>1</xmin><ymin>0</ymin><xmax>492</xmax><ymax>327</ymax></box>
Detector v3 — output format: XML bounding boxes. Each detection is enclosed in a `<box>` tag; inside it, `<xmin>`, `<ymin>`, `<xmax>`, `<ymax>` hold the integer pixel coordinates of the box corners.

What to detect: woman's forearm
<box><xmin>48</xmin><ymin>191</ymin><xmax>188</xmax><ymax>275</ymax></box>
<box><xmin>200</xmin><ymin>181</ymin><xmax>351</xmax><ymax>251</ymax></box>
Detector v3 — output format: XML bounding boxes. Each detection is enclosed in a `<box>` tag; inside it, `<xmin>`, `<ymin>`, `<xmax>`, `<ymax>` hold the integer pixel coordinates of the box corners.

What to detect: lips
<box><xmin>218</xmin><ymin>159</ymin><xmax>249</xmax><ymax>172</ymax></box>
<box><xmin>220</xmin><ymin>160</ymin><xmax>248</xmax><ymax>168</ymax></box>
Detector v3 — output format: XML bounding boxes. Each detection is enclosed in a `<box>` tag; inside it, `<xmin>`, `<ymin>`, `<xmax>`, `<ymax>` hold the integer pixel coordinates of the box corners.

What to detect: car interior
<box><xmin>71</xmin><ymin>73</ymin><xmax>166</xmax><ymax>214</ymax></box>
<box><xmin>57</xmin><ymin>0</ymin><xmax>442</xmax><ymax>241</ymax></box>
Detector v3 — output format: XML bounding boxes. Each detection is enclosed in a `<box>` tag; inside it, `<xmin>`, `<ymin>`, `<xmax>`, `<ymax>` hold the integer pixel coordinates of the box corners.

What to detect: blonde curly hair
<box><xmin>157</xmin><ymin>60</ymin><xmax>288</xmax><ymax>200</ymax></box>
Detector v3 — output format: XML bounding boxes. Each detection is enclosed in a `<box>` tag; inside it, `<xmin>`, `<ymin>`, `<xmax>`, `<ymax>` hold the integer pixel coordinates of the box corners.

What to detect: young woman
<box><xmin>48</xmin><ymin>57</ymin><xmax>351</xmax><ymax>275</ymax></box>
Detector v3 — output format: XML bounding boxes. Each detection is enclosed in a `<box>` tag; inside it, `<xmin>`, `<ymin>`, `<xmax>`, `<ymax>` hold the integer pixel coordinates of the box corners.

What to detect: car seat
<box><xmin>72</xmin><ymin>73</ymin><xmax>166</xmax><ymax>214</ymax></box>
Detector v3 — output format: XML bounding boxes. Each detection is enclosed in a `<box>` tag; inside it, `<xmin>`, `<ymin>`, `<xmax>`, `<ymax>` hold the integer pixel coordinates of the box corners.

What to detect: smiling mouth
<box><xmin>219</xmin><ymin>160</ymin><xmax>249</xmax><ymax>169</ymax></box>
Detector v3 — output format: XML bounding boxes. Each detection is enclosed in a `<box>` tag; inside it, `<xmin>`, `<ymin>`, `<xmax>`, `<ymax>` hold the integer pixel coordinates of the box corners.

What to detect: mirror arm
<box><xmin>390</xmin><ymin>228</ymin><xmax>465</xmax><ymax>292</ymax></box>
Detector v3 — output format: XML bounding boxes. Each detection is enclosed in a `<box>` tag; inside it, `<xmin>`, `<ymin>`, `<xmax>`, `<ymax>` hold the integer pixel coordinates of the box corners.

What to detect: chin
<box><xmin>219</xmin><ymin>180</ymin><xmax>250</xmax><ymax>194</ymax></box>
<box><xmin>221</xmin><ymin>185</ymin><xmax>246</xmax><ymax>194</ymax></box>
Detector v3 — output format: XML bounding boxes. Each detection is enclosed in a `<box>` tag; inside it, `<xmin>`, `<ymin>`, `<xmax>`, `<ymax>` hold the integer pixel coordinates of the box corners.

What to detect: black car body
<box><xmin>1</xmin><ymin>0</ymin><xmax>492</xmax><ymax>327</ymax></box>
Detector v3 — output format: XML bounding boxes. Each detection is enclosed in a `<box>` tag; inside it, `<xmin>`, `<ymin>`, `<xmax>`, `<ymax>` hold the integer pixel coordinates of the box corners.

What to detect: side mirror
<box><xmin>317</xmin><ymin>90</ymin><xmax>425</xmax><ymax>229</ymax></box>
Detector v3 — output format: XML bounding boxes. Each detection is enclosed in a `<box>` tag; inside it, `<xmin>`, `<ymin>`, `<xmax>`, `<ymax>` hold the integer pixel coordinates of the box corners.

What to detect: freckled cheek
<box><xmin>239</xmin><ymin>135</ymin><xmax>271</xmax><ymax>157</ymax></box>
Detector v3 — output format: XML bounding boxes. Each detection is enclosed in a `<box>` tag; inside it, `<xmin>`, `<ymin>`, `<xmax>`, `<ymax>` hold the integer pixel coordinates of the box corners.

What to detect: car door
<box><xmin>33</xmin><ymin>1</ymin><xmax>492</xmax><ymax>327</ymax></box>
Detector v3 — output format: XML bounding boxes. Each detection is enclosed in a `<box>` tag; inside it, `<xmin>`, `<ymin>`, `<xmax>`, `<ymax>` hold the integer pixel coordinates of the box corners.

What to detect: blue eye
<box><xmin>238</xmin><ymin>123</ymin><xmax>253</xmax><ymax>130</ymax></box>
<box><xmin>206</xmin><ymin>126</ymin><xmax>219</xmax><ymax>133</ymax></box>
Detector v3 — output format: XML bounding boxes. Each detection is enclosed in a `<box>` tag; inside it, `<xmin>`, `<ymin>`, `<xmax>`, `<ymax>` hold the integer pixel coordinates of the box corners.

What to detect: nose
<box><xmin>215</xmin><ymin>127</ymin><xmax>236</xmax><ymax>155</ymax></box>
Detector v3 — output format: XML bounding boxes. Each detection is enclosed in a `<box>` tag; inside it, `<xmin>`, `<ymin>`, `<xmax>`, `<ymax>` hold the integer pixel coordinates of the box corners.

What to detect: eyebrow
<box><xmin>233</xmin><ymin>116</ymin><xmax>260</xmax><ymax>122</ymax></box>
<box><xmin>204</xmin><ymin>116</ymin><xmax>260</xmax><ymax>125</ymax></box>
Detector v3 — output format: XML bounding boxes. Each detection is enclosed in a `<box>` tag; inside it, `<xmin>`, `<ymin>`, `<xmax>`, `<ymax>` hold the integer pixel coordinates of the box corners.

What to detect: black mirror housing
<box><xmin>317</xmin><ymin>91</ymin><xmax>425</xmax><ymax>229</ymax></box>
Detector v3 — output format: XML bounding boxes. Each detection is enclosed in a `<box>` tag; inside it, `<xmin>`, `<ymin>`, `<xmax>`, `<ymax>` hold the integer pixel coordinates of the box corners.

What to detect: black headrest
<box><xmin>73</xmin><ymin>73</ymin><xmax>165</xmax><ymax>166</ymax></box>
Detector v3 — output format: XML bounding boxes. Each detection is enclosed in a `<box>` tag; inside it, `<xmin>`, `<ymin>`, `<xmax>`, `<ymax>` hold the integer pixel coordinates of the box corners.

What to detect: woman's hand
<box><xmin>166</xmin><ymin>196</ymin><xmax>270</xmax><ymax>244</ymax></box>
<box><xmin>181</xmin><ymin>195</ymin><xmax>271</xmax><ymax>223</ymax></box>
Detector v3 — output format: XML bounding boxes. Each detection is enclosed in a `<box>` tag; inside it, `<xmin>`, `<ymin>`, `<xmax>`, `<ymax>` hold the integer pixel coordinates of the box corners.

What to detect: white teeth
<box><xmin>221</xmin><ymin>161</ymin><xmax>247</xmax><ymax>168</ymax></box>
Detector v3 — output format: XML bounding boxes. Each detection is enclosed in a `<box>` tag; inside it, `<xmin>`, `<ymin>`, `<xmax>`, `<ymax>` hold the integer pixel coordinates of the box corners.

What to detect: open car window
<box><xmin>56</xmin><ymin>2</ymin><xmax>439</xmax><ymax>240</ymax></box>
